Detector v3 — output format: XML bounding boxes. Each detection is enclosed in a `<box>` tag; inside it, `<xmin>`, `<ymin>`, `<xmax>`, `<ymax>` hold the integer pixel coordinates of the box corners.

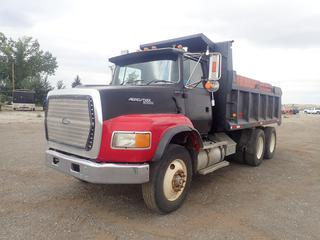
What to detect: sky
<box><xmin>1</xmin><ymin>0</ymin><xmax>320</xmax><ymax>104</ymax></box>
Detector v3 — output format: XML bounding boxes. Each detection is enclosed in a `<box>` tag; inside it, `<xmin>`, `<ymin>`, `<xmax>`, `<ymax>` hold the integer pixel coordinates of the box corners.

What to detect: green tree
<box><xmin>24</xmin><ymin>76</ymin><xmax>53</xmax><ymax>104</ymax></box>
<box><xmin>72</xmin><ymin>75</ymin><xmax>82</xmax><ymax>88</ymax></box>
<box><xmin>56</xmin><ymin>80</ymin><xmax>65</xmax><ymax>89</ymax></box>
<box><xmin>0</xmin><ymin>32</ymin><xmax>57</xmax><ymax>103</ymax></box>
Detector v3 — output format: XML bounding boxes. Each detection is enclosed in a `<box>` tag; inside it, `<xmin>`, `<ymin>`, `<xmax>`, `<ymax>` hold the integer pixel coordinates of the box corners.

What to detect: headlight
<box><xmin>111</xmin><ymin>132</ymin><xmax>151</xmax><ymax>149</ymax></box>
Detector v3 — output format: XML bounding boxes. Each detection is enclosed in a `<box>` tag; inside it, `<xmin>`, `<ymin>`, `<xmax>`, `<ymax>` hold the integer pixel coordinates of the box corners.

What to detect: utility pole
<box><xmin>12</xmin><ymin>62</ymin><xmax>15</xmax><ymax>91</ymax></box>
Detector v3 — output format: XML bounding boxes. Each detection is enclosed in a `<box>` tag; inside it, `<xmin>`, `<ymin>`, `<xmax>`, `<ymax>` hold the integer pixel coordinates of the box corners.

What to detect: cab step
<box><xmin>198</xmin><ymin>161</ymin><xmax>230</xmax><ymax>175</ymax></box>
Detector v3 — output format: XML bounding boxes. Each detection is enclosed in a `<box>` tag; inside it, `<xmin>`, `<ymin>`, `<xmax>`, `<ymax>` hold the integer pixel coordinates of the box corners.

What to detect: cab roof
<box><xmin>109</xmin><ymin>48</ymin><xmax>183</xmax><ymax>66</ymax></box>
<box><xmin>140</xmin><ymin>33</ymin><xmax>216</xmax><ymax>52</ymax></box>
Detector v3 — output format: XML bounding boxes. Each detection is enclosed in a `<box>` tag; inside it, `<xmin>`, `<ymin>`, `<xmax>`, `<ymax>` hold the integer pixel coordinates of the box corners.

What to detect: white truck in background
<box><xmin>304</xmin><ymin>108</ymin><xmax>320</xmax><ymax>114</ymax></box>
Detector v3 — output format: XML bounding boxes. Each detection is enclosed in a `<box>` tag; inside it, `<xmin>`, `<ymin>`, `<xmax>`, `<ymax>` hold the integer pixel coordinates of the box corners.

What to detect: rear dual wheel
<box><xmin>244</xmin><ymin>127</ymin><xmax>277</xmax><ymax>166</ymax></box>
<box><xmin>142</xmin><ymin>144</ymin><xmax>192</xmax><ymax>214</ymax></box>
<box><xmin>264</xmin><ymin>127</ymin><xmax>277</xmax><ymax>159</ymax></box>
<box><xmin>245</xmin><ymin>129</ymin><xmax>265</xmax><ymax>166</ymax></box>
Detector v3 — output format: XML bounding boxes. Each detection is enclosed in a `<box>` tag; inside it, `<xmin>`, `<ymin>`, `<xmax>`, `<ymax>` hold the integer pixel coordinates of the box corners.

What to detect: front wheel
<box><xmin>142</xmin><ymin>144</ymin><xmax>192</xmax><ymax>214</ymax></box>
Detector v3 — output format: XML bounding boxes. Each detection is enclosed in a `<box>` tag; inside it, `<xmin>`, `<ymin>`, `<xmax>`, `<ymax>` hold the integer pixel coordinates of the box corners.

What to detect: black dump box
<box><xmin>141</xmin><ymin>33</ymin><xmax>282</xmax><ymax>132</ymax></box>
<box><xmin>12</xmin><ymin>89</ymin><xmax>36</xmax><ymax>104</ymax></box>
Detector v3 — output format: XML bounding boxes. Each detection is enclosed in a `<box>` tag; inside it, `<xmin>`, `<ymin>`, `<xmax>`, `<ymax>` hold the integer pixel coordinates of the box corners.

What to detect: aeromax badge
<box><xmin>61</xmin><ymin>117</ymin><xmax>71</xmax><ymax>125</ymax></box>
<box><xmin>128</xmin><ymin>97</ymin><xmax>154</xmax><ymax>105</ymax></box>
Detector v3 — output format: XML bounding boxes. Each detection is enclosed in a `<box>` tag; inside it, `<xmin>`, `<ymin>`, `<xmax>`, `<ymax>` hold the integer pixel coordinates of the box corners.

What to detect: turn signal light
<box><xmin>135</xmin><ymin>133</ymin><xmax>151</xmax><ymax>148</ymax></box>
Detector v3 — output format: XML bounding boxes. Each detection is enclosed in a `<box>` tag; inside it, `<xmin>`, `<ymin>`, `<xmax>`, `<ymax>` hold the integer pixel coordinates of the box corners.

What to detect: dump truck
<box><xmin>45</xmin><ymin>34</ymin><xmax>282</xmax><ymax>213</ymax></box>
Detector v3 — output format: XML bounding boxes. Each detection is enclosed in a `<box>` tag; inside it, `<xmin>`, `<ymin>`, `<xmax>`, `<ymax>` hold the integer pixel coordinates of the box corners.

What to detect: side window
<box><xmin>183</xmin><ymin>58</ymin><xmax>204</xmax><ymax>88</ymax></box>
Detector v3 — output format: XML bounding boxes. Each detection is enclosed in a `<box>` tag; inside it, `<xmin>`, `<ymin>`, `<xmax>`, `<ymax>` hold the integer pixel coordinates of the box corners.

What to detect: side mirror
<box><xmin>208</xmin><ymin>53</ymin><xmax>222</xmax><ymax>81</ymax></box>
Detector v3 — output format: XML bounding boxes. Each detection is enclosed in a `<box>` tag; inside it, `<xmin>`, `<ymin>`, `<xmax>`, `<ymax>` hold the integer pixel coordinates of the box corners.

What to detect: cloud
<box><xmin>0</xmin><ymin>11</ymin><xmax>33</xmax><ymax>28</ymax></box>
<box><xmin>0</xmin><ymin>0</ymin><xmax>319</xmax><ymax>103</ymax></box>
<box><xmin>186</xmin><ymin>0</ymin><xmax>320</xmax><ymax>48</ymax></box>
<box><xmin>0</xmin><ymin>0</ymin><xmax>70</xmax><ymax>28</ymax></box>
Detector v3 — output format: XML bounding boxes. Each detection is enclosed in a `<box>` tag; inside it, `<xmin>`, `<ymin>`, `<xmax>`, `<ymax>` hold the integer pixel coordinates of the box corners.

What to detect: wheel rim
<box><xmin>256</xmin><ymin>136</ymin><xmax>264</xmax><ymax>159</ymax></box>
<box><xmin>163</xmin><ymin>159</ymin><xmax>187</xmax><ymax>201</ymax></box>
<box><xmin>269</xmin><ymin>132</ymin><xmax>276</xmax><ymax>153</ymax></box>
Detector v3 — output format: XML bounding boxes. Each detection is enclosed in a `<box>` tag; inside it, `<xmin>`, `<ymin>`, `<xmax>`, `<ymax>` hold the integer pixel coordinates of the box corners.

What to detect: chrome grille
<box><xmin>46</xmin><ymin>96</ymin><xmax>95</xmax><ymax>150</ymax></box>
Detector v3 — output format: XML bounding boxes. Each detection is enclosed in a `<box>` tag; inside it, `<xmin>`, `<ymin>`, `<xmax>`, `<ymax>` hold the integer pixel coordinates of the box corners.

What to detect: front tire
<box><xmin>142</xmin><ymin>144</ymin><xmax>192</xmax><ymax>214</ymax></box>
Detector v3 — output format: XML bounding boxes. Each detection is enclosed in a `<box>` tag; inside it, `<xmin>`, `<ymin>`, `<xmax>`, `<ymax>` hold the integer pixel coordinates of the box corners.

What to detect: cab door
<box><xmin>183</xmin><ymin>58</ymin><xmax>212</xmax><ymax>134</ymax></box>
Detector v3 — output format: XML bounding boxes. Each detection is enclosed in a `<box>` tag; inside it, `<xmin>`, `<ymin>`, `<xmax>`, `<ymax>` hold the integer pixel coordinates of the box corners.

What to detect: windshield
<box><xmin>111</xmin><ymin>59</ymin><xmax>179</xmax><ymax>86</ymax></box>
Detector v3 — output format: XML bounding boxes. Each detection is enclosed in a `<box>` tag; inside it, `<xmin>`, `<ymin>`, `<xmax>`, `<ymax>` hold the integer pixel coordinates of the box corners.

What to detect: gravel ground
<box><xmin>0</xmin><ymin>111</ymin><xmax>319</xmax><ymax>240</ymax></box>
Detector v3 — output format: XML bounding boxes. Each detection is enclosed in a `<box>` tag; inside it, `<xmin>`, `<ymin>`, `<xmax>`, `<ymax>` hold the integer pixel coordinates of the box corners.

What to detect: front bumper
<box><xmin>46</xmin><ymin>150</ymin><xmax>149</xmax><ymax>184</ymax></box>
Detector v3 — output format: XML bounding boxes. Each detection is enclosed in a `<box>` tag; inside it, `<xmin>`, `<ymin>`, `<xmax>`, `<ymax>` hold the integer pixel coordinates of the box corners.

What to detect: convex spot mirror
<box><xmin>204</xmin><ymin>80</ymin><xmax>220</xmax><ymax>93</ymax></box>
<box><xmin>208</xmin><ymin>53</ymin><xmax>222</xmax><ymax>81</ymax></box>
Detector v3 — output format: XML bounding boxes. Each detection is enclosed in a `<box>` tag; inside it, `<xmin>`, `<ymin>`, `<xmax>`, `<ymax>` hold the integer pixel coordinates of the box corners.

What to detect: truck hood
<box><xmin>93</xmin><ymin>85</ymin><xmax>179</xmax><ymax>121</ymax></box>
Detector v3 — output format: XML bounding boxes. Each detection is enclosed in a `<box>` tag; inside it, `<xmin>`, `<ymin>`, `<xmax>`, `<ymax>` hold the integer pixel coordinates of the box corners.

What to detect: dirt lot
<box><xmin>0</xmin><ymin>111</ymin><xmax>319</xmax><ymax>240</ymax></box>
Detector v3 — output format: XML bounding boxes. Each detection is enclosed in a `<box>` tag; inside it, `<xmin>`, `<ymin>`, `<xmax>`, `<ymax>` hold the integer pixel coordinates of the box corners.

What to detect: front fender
<box><xmin>151</xmin><ymin>125</ymin><xmax>203</xmax><ymax>162</ymax></box>
<box><xmin>96</xmin><ymin>114</ymin><xmax>199</xmax><ymax>163</ymax></box>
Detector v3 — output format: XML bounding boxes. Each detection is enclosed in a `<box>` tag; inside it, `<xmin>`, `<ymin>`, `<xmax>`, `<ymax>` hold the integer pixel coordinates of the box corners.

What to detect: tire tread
<box><xmin>264</xmin><ymin>127</ymin><xmax>276</xmax><ymax>159</ymax></box>
<box><xmin>141</xmin><ymin>144</ymin><xmax>192</xmax><ymax>214</ymax></box>
<box><xmin>245</xmin><ymin>129</ymin><xmax>265</xmax><ymax>166</ymax></box>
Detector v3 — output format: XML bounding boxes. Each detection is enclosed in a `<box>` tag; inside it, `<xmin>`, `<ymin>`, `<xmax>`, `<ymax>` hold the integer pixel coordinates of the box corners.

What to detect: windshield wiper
<box><xmin>146</xmin><ymin>80</ymin><xmax>173</xmax><ymax>85</ymax></box>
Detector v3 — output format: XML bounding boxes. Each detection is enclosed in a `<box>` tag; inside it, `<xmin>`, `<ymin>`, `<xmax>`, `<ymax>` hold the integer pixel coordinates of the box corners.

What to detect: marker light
<box><xmin>208</xmin><ymin>53</ymin><xmax>222</xmax><ymax>81</ymax></box>
<box><xmin>212</xmin><ymin>61</ymin><xmax>217</xmax><ymax>73</ymax></box>
<box><xmin>112</xmin><ymin>132</ymin><xmax>151</xmax><ymax>149</ymax></box>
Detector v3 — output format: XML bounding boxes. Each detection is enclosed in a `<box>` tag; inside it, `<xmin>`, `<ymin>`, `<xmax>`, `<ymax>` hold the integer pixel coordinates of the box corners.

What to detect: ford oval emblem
<box><xmin>61</xmin><ymin>117</ymin><xmax>71</xmax><ymax>125</ymax></box>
